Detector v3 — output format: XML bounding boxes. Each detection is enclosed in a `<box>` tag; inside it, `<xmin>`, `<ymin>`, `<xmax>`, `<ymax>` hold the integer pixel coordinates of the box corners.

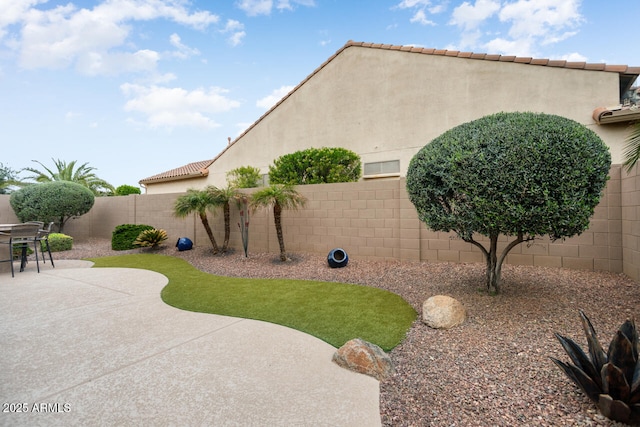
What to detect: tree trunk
<box><xmin>485</xmin><ymin>232</ymin><xmax>528</xmax><ymax>294</ymax></box>
<box><xmin>273</xmin><ymin>203</ymin><xmax>286</xmax><ymax>261</ymax></box>
<box><xmin>486</xmin><ymin>234</ymin><xmax>500</xmax><ymax>294</ymax></box>
<box><xmin>199</xmin><ymin>212</ymin><xmax>219</xmax><ymax>254</ymax></box>
<box><xmin>222</xmin><ymin>202</ymin><xmax>230</xmax><ymax>253</ymax></box>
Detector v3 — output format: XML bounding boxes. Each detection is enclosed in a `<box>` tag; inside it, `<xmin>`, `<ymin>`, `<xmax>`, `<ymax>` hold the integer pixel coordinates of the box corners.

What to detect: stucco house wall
<box><xmin>141</xmin><ymin>42</ymin><xmax>634</xmax><ymax>193</ymax></box>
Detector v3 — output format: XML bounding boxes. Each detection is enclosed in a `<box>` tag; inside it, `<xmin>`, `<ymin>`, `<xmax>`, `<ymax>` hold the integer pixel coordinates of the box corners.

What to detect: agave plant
<box><xmin>133</xmin><ymin>228</ymin><xmax>168</xmax><ymax>249</ymax></box>
<box><xmin>551</xmin><ymin>310</ymin><xmax>640</xmax><ymax>424</ymax></box>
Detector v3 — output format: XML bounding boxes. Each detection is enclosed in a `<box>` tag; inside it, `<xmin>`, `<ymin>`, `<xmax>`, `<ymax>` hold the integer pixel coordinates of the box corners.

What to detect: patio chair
<box><xmin>33</xmin><ymin>222</ymin><xmax>55</xmax><ymax>267</ymax></box>
<box><xmin>0</xmin><ymin>231</ymin><xmax>12</xmax><ymax>276</ymax></box>
<box><xmin>0</xmin><ymin>223</ymin><xmax>41</xmax><ymax>277</ymax></box>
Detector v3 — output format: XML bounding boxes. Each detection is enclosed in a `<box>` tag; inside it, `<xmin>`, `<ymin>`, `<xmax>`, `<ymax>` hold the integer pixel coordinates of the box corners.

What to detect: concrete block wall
<box><xmin>622</xmin><ymin>164</ymin><xmax>640</xmax><ymax>281</ymax></box>
<box><xmin>64</xmin><ymin>193</ymin><xmax>197</xmax><ymax>248</ymax></box>
<box><xmin>0</xmin><ymin>164</ymin><xmax>636</xmax><ymax>280</ymax></box>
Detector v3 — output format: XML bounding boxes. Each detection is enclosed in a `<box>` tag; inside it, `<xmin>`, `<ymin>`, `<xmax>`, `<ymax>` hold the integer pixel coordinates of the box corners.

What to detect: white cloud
<box><xmin>237</xmin><ymin>0</ymin><xmax>273</xmax><ymax>16</ymax></box>
<box><xmin>237</xmin><ymin>0</ymin><xmax>315</xmax><ymax>15</ymax></box>
<box><xmin>499</xmin><ymin>0</ymin><xmax>583</xmax><ymax>41</ymax></box>
<box><xmin>560</xmin><ymin>52</ymin><xmax>587</xmax><ymax>62</ymax></box>
<box><xmin>168</xmin><ymin>33</ymin><xmax>200</xmax><ymax>59</ymax></box>
<box><xmin>394</xmin><ymin>0</ymin><xmax>445</xmax><ymax>25</ymax></box>
<box><xmin>221</xmin><ymin>19</ymin><xmax>246</xmax><ymax>46</ymax></box>
<box><xmin>449</xmin><ymin>0</ymin><xmax>584</xmax><ymax>56</ymax></box>
<box><xmin>483</xmin><ymin>0</ymin><xmax>583</xmax><ymax>56</ymax></box>
<box><xmin>277</xmin><ymin>0</ymin><xmax>316</xmax><ymax>11</ymax></box>
<box><xmin>228</xmin><ymin>31</ymin><xmax>246</xmax><ymax>46</ymax></box>
<box><xmin>411</xmin><ymin>10</ymin><xmax>435</xmax><ymax>25</ymax></box>
<box><xmin>541</xmin><ymin>31</ymin><xmax>578</xmax><ymax>46</ymax></box>
<box><xmin>149</xmin><ymin>72</ymin><xmax>178</xmax><ymax>84</ymax></box>
<box><xmin>395</xmin><ymin>0</ymin><xmax>432</xmax><ymax>8</ymax></box>
<box><xmin>256</xmin><ymin>85</ymin><xmax>294</xmax><ymax>110</ymax></box>
<box><xmin>4</xmin><ymin>0</ymin><xmax>218</xmax><ymax>74</ymax></box>
<box><xmin>450</xmin><ymin>0</ymin><xmax>500</xmax><ymax>31</ymax></box>
<box><xmin>483</xmin><ymin>37</ymin><xmax>533</xmax><ymax>57</ymax></box>
<box><xmin>121</xmin><ymin>83</ymin><xmax>241</xmax><ymax>129</ymax></box>
<box><xmin>76</xmin><ymin>49</ymin><xmax>160</xmax><ymax>76</ymax></box>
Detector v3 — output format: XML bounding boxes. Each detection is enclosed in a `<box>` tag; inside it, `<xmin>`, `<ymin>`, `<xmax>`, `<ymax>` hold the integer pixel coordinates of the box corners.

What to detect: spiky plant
<box><xmin>133</xmin><ymin>229</ymin><xmax>168</xmax><ymax>249</ymax></box>
<box><xmin>551</xmin><ymin>310</ymin><xmax>640</xmax><ymax>424</ymax></box>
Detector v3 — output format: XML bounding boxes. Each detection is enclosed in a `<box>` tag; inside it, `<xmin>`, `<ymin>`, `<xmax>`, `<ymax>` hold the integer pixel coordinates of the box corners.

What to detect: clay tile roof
<box><xmin>585</xmin><ymin>63</ymin><xmax>607</xmax><ymax>71</ymax></box>
<box><xmin>139</xmin><ymin>159</ymin><xmax>213</xmax><ymax>185</ymax></box>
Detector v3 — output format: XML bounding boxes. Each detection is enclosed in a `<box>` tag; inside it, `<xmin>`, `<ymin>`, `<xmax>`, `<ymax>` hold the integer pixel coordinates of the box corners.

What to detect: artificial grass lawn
<box><xmin>89</xmin><ymin>254</ymin><xmax>417</xmax><ymax>351</ymax></box>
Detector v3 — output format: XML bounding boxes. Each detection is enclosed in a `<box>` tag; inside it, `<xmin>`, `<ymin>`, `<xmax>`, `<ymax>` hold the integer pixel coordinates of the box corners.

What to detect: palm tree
<box><xmin>251</xmin><ymin>184</ymin><xmax>306</xmax><ymax>261</ymax></box>
<box><xmin>623</xmin><ymin>122</ymin><xmax>640</xmax><ymax>173</ymax></box>
<box><xmin>0</xmin><ymin>163</ymin><xmax>23</xmax><ymax>194</ymax></box>
<box><xmin>174</xmin><ymin>189</ymin><xmax>220</xmax><ymax>254</ymax></box>
<box><xmin>22</xmin><ymin>159</ymin><xmax>115</xmax><ymax>195</ymax></box>
<box><xmin>206</xmin><ymin>185</ymin><xmax>243</xmax><ymax>253</ymax></box>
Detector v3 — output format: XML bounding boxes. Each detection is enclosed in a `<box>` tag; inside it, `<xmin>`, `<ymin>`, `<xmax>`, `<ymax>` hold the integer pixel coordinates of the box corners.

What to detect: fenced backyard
<box><xmin>2</xmin><ymin>165</ymin><xmax>640</xmax><ymax>281</ymax></box>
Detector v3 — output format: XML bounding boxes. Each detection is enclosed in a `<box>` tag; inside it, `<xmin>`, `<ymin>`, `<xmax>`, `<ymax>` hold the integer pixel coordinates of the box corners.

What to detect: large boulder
<box><xmin>422</xmin><ymin>295</ymin><xmax>466</xmax><ymax>329</ymax></box>
<box><xmin>332</xmin><ymin>338</ymin><xmax>394</xmax><ymax>381</ymax></box>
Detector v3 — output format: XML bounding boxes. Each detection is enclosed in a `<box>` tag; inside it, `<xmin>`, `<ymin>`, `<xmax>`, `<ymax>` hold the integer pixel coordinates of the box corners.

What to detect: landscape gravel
<box><xmin>54</xmin><ymin>239</ymin><xmax>640</xmax><ymax>426</ymax></box>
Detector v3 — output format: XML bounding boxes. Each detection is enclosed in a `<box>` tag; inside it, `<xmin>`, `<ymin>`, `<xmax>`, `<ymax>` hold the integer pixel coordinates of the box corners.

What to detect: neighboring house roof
<box><xmin>219</xmin><ymin>41</ymin><xmax>640</xmax><ymax>162</ymax></box>
<box><xmin>139</xmin><ymin>159</ymin><xmax>213</xmax><ymax>185</ymax></box>
<box><xmin>141</xmin><ymin>40</ymin><xmax>640</xmax><ymax>186</ymax></box>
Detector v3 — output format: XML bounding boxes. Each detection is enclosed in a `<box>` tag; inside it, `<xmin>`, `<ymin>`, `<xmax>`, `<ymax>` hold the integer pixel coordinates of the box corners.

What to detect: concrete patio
<box><xmin>0</xmin><ymin>260</ymin><xmax>380</xmax><ymax>426</ymax></box>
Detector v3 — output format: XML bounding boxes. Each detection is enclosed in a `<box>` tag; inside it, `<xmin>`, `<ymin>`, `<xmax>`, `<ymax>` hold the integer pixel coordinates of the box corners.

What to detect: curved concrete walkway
<box><xmin>0</xmin><ymin>261</ymin><xmax>380</xmax><ymax>426</ymax></box>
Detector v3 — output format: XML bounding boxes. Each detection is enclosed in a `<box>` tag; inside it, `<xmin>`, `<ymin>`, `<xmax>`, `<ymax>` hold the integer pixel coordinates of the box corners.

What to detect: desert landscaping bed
<box><xmin>54</xmin><ymin>239</ymin><xmax>639</xmax><ymax>426</ymax></box>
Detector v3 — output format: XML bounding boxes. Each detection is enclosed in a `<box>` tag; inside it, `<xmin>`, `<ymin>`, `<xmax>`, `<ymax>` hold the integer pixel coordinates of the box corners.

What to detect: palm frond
<box><xmin>622</xmin><ymin>122</ymin><xmax>640</xmax><ymax>173</ymax></box>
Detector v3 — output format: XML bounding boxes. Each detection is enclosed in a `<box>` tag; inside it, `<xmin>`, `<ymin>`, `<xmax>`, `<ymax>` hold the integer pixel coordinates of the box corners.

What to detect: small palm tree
<box><xmin>251</xmin><ymin>184</ymin><xmax>306</xmax><ymax>261</ymax></box>
<box><xmin>23</xmin><ymin>159</ymin><xmax>115</xmax><ymax>195</ymax></box>
<box><xmin>174</xmin><ymin>189</ymin><xmax>220</xmax><ymax>254</ymax></box>
<box><xmin>206</xmin><ymin>185</ymin><xmax>242</xmax><ymax>253</ymax></box>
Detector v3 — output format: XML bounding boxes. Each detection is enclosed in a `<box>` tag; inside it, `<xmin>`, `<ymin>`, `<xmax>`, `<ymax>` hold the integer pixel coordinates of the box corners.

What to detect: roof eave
<box><xmin>593</xmin><ymin>107</ymin><xmax>640</xmax><ymax>125</ymax></box>
<box><xmin>139</xmin><ymin>169</ymin><xmax>209</xmax><ymax>185</ymax></box>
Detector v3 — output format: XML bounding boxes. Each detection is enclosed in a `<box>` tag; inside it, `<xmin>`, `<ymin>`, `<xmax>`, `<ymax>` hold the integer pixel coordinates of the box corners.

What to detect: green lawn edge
<box><xmin>88</xmin><ymin>254</ymin><xmax>417</xmax><ymax>351</ymax></box>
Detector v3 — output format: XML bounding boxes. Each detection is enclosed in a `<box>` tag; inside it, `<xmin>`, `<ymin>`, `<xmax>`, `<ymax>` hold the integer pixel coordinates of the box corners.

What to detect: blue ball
<box><xmin>176</xmin><ymin>237</ymin><xmax>193</xmax><ymax>251</ymax></box>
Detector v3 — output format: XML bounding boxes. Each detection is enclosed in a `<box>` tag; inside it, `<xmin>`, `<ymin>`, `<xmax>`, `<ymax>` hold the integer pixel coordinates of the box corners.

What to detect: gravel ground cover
<box><xmin>53</xmin><ymin>239</ymin><xmax>640</xmax><ymax>426</ymax></box>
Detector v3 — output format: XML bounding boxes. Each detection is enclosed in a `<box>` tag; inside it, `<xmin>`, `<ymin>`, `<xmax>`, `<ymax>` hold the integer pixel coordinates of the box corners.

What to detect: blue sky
<box><xmin>1</xmin><ymin>0</ymin><xmax>638</xmax><ymax>189</ymax></box>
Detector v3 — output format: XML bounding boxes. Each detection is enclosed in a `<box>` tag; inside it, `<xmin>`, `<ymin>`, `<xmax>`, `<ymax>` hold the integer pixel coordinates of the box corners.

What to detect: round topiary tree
<box><xmin>10</xmin><ymin>181</ymin><xmax>95</xmax><ymax>233</ymax></box>
<box><xmin>269</xmin><ymin>147</ymin><xmax>361</xmax><ymax>185</ymax></box>
<box><xmin>406</xmin><ymin>112</ymin><xmax>611</xmax><ymax>294</ymax></box>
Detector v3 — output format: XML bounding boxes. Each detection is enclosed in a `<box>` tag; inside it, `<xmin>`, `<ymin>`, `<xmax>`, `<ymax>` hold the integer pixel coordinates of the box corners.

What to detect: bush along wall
<box><xmin>112</xmin><ymin>224</ymin><xmax>154</xmax><ymax>250</ymax></box>
<box><xmin>46</xmin><ymin>233</ymin><xmax>73</xmax><ymax>252</ymax></box>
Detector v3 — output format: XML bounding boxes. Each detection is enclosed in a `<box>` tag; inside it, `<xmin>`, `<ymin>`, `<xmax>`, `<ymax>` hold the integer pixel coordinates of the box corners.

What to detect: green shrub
<box><xmin>133</xmin><ymin>228</ymin><xmax>168</xmax><ymax>249</ymax></box>
<box><xmin>10</xmin><ymin>181</ymin><xmax>95</xmax><ymax>233</ymax></box>
<box><xmin>226</xmin><ymin>166</ymin><xmax>262</xmax><ymax>188</ymax></box>
<box><xmin>12</xmin><ymin>245</ymin><xmax>33</xmax><ymax>259</ymax></box>
<box><xmin>269</xmin><ymin>147</ymin><xmax>361</xmax><ymax>185</ymax></box>
<box><xmin>46</xmin><ymin>233</ymin><xmax>73</xmax><ymax>252</ymax></box>
<box><xmin>112</xmin><ymin>224</ymin><xmax>154</xmax><ymax>250</ymax></box>
<box><xmin>115</xmin><ymin>185</ymin><xmax>141</xmax><ymax>196</ymax></box>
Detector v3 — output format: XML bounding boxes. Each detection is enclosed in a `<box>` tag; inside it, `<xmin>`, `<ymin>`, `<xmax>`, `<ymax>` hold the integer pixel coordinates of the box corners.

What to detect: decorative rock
<box><xmin>332</xmin><ymin>338</ymin><xmax>394</xmax><ymax>381</ymax></box>
<box><xmin>422</xmin><ymin>295</ymin><xmax>466</xmax><ymax>329</ymax></box>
